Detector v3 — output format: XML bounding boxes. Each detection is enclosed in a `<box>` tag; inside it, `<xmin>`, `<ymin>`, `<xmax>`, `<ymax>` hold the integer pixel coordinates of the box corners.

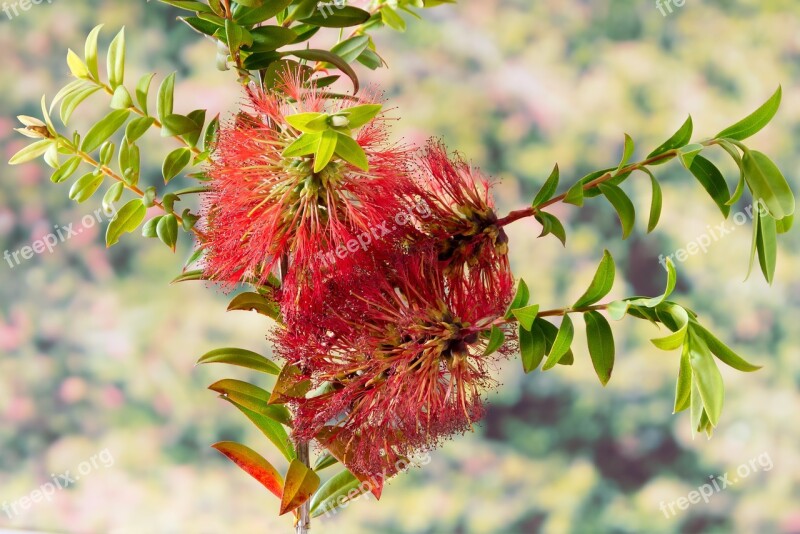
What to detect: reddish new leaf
<box><xmin>279</xmin><ymin>459</ymin><xmax>321</xmax><ymax>516</ymax></box>
<box><xmin>212</xmin><ymin>441</ymin><xmax>283</xmax><ymax>500</ymax></box>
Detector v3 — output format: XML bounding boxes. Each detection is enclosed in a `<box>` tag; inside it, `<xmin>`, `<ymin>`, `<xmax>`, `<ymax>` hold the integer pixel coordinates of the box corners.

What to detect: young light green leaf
<box><xmin>573</xmin><ymin>250</ymin><xmax>615</xmax><ymax>308</ymax></box>
<box><xmin>689</xmin><ymin>155</ymin><xmax>731</xmax><ymax>218</ymax></box>
<box><xmin>673</xmin><ymin>342</ymin><xmax>692</xmax><ymax>413</ymax></box>
<box><xmin>283</xmin><ymin>132</ymin><xmax>321</xmax><ymax>157</ymax></box>
<box><xmin>136</xmin><ymin>73</ymin><xmax>155</xmax><ymax>116</ymax></box>
<box><xmin>512</xmin><ymin>304</ymin><xmax>540</xmax><ymax>331</ymax></box>
<box><xmin>125</xmin><ymin>116</ymin><xmax>155</xmax><ymax>143</ymax></box>
<box><xmin>505</xmin><ymin>279</ymin><xmax>530</xmax><ymax>319</ymax></box>
<box><xmin>157</xmin><ymin>72</ymin><xmax>176</xmax><ymax>122</ymax></box>
<box><xmin>342</xmin><ymin>104</ymin><xmax>382</xmax><ymax>129</ymax></box>
<box><xmin>776</xmin><ymin>213</ymin><xmax>794</xmax><ymax>234</ymax></box>
<box><xmin>60</xmin><ymin>85</ymin><xmax>102</xmax><ymax>125</ymax></box>
<box><xmin>9</xmin><ymin>139</ymin><xmax>53</xmax><ymax>165</ymax></box>
<box><xmin>678</xmin><ymin>143</ymin><xmax>704</xmax><ymax>169</ymax></box>
<box><xmin>103</xmin><ymin>181</ymin><xmax>124</xmax><ymax>214</ymax></box>
<box><xmin>107</xmin><ymin>28</ymin><xmax>126</xmax><ymax>88</ymax></box>
<box><xmin>716</xmin><ymin>86</ymin><xmax>782</xmax><ymax>141</ymax></box>
<box><xmin>742</xmin><ymin>150</ymin><xmax>795</xmax><ymax>220</ymax></box>
<box><xmin>51</xmin><ymin>156</ymin><xmax>82</xmax><ymax>184</ymax></box>
<box><xmin>598</xmin><ymin>183</ymin><xmax>635</xmax><ymax>239</ymax></box>
<box><xmin>81</xmin><ymin>109</ymin><xmax>130</xmax><ymax>153</ymax></box>
<box><xmin>330</xmin><ymin>35</ymin><xmax>371</xmax><ymax>63</ymax></box>
<box><xmin>650</xmin><ymin>304</ymin><xmax>689</xmax><ymax>351</ymax></box>
<box><xmin>163</xmin><ymin>147</ymin><xmax>192</xmax><ymax>183</ymax></box>
<box><xmin>629</xmin><ymin>257</ymin><xmax>677</xmax><ymax>308</ymax></box>
<box><xmin>607</xmin><ymin>300</ymin><xmax>630</xmax><ymax>321</ymax></box>
<box><xmin>314</xmin><ymin>129</ymin><xmax>338</xmax><ymax>172</ymax></box>
<box><xmin>532</xmin><ymin>164</ymin><xmax>559</xmax><ymax>207</ymax></box>
<box><xmin>197</xmin><ymin>347</ymin><xmax>281</xmax><ymax>375</ymax></box>
<box><xmin>334</xmin><ymin>133</ymin><xmax>369</xmax><ymax>171</ymax></box>
<box><xmin>68</xmin><ymin>172</ymin><xmax>104</xmax><ymax>203</ymax></box>
<box><xmin>584</xmin><ymin>311</ymin><xmax>615</xmax><ymax>386</ymax></box>
<box><xmin>535</xmin><ymin>211</ymin><xmax>567</xmax><ymax>246</ymax></box>
<box><xmin>156</xmin><ymin>213</ymin><xmax>179</xmax><ymax>251</ymax></box>
<box><xmin>647</xmin><ymin>115</ymin><xmax>693</xmax><ymax>158</ymax></box>
<box><xmin>110</xmin><ymin>86</ymin><xmax>133</xmax><ymax>110</ymax></box>
<box><xmin>67</xmin><ymin>49</ymin><xmax>90</xmax><ymax>79</ymax></box>
<box><xmin>687</xmin><ymin>331</ymin><xmax>724</xmax><ymax>427</ymax></box>
<box><xmin>640</xmin><ymin>168</ymin><xmax>662</xmax><ymax>233</ymax></box>
<box><xmin>541</xmin><ymin>315</ymin><xmax>574</xmax><ymax>370</ymax></box>
<box><xmin>142</xmin><ymin>216</ymin><xmax>162</xmax><ymax>238</ymax></box>
<box><xmin>106</xmin><ymin>198</ymin><xmax>146</xmax><ymax>247</ymax></box>
<box><xmin>617</xmin><ymin>134</ymin><xmax>634</xmax><ymax>172</ymax></box>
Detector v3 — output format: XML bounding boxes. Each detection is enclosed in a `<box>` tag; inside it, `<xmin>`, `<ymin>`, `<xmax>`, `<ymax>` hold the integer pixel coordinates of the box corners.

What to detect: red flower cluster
<box><xmin>202</xmin><ymin>75</ymin><xmax>516</xmax><ymax>477</ymax></box>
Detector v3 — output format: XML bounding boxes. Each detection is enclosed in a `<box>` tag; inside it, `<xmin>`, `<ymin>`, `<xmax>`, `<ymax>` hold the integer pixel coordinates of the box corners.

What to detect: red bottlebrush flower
<box><xmin>275</xmin><ymin>246</ymin><xmax>515</xmax><ymax>476</ymax></box>
<box><xmin>407</xmin><ymin>141</ymin><xmax>511</xmax><ymax>294</ymax></box>
<box><xmin>200</xmin><ymin>75</ymin><xmax>414</xmax><ymax>309</ymax></box>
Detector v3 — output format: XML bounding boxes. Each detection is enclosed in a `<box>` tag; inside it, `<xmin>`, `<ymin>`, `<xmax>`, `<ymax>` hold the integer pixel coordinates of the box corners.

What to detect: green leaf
<box><xmin>203</xmin><ymin>114</ymin><xmax>221</xmax><ymax>152</ymax></box>
<box><xmin>51</xmin><ymin>156</ymin><xmax>82</xmax><ymax>184</ymax></box>
<box><xmin>157</xmin><ymin>72</ymin><xmax>176</xmax><ymax>123</ymax></box>
<box><xmin>142</xmin><ymin>216</ymin><xmax>162</xmax><ymax>238</ymax></box>
<box><xmin>673</xmin><ymin>342</ymin><xmax>692</xmax><ymax>413</ymax></box>
<box><xmin>81</xmin><ymin>109</ymin><xmax>130</xmax><ymax>153</ymax></box>
<box><xmin>512</xmin><ymin>305</ymin><xmax>540</xmax><ymax>331</ymax></box>
<box><xmin>776</xmin><ymin>213</ymin><xmax>794</xmax><ymax>234</ymax></box>
<box><xmin>125</xmin><ymin>116</ymin><xmax>155</xmax><ymax>143</ymax></box>
<box><xmin>107</xmin><ymin>28</ymin><xmax>126</xmax><ymax>88</ymax></box>
<box><xmin>617</xmin><ymin>134</ymin><xmax>634</xmax><ymax>172</ymax></box>
<box><xmin>691</xmin><ymin>324</ymin><xmax>762</xmax><ymax>372</ymax></box>
<box><xmin>747</xmin><ymin>204</ymin><xmax>761</xmax><ymax>280</ymax></box>
<box><xmin>156</xmin><ymin>214</ymin><xmax>179</xmax><ymax>251</ymax></box>
<box><xmin>687</xmin><ymin>331</ymin><xmax>724</xmax><ymax>427</ymax></box>
<box><xmin>356</xmin><ymin>48</ymin><xmax>383</xmax><ymax>70</ymax></box>
<box><xmin>519</xmin><ymin>322</ymin><xmax>546</xmax><ymax>373</ymax></box>
<box><xmin>342</xmin><ymin>104</ymin><xmax>382</xmax><ymax>129</ymax></box>
<box><xmin>162</xmin><ymin>114</ymin><xmax>201</xmax><ymax>137</ymax></box>
<box><xmin>209</xmin><ymin>380</ymin><xmax>291</xmax><ymax>426</ymax></box>
<box><xmin>380</xmin><ymin>6</ymin><xmax>406</xmax><ymax>31</ymax></box>
<box><xmin>106</xmin><ymin>198</ymin><xmax>146</xmax><ymax>247</ymax></box>
<box><xmin>225</xmin><ymin>18</ymin><xmax>246</xmax><ymax>53</ymax></box>
<box><xmin>300</xmin><ymin>6</ymin><xmax>371</xmax><ymax>27</ymax></box>
<box><xmin>280</xmin><ymin>459</ymin><xmax>321</xmax><ymax>516</ymax></box>
<box><xmin>678</xmin><ymin>143</ymin><xmax>704</xmax><ymax>169</ymax></box>
<box><xmin>334</xmin><ymin>133</ymin><xmax>369</xmax><ymax>171</ymax></box>
<box><xmin>221</xmin><ymin>396</ymin><xmax>295</xmax><ymax>460</ymax></box>
<box><xmin>541</xmin><ymin>315</ymin><xmax>574</xmax><ymax>370</ymax></box>
<box><xmin>283</xmin><ymin>132</ymin><xmax>321</xmax><ymax>157</ymax></box>
<box><xmin>650</xmin><ymin>304</ymin><xmax>689</xmax><ymax>351</ymax></box>
<box><xmin>163</xmin><ymin>147</ymin><xmax>192</xmax><ymax>183</ymax></box>
<box><xmin>598</xmin><ymin>183</ymin><xmax>635</xmax><ymax>239</ymax></box>
<box><xmin>741</xmin><ymin>150</ymin><xmax>795</xmax><ymax>220</ymax></box>
<box><xmin>246</xmin><ymin>25</ymin><xmax>298</xmax><ymax>51</ymax></box>
<box><xmin>607</xmin><ymin>300</ymin><xmax>630</xmax><ymax>321</ymax></box>
<box><xmin>688</xmin><ymin>155</ymin><xmax>731</xmax><ymax>218</ymax></box>
<box><xmin>313</xmin><ymin>454</ymin><xmax>339</xmax><ymax>472</ymax></box>
<box><xmin>68</xmin><ymin>172</ymin><xmax>104</xmax><ymax>203</ymax></box>
<box><xmin>235</xmin><ymin>1</ymin><xmax>294</xmax><ymax>25</ymax></box>
<box><xmin>84</xmin><ymin>24</ymin><xmax>103</xmax><ymax>81</ymax></box>
<box><xmin>284</xmin><ymin>48</ymin><xmax>360</xmax><ymax>93</ymax></box>
<box><xmin>532</xmin><ymin>164</ymin><xmax>559</xmax><ymax>207</ymax></box>
<box><xmin>211</xmin><ymin>442</ymin><xmax>283</xmax><ymax>499</ymax></box>
<box><xmin>330</xmin><ymin>35</ymin><xmax>371</xmax><ymax>63</ymax></box>
<box><xmin>110</xmin><ymin>86</ymin><xmax>133</xmax><ymax>110</ymax></box>
<box><xmin>584</xmin><ymin>311</ymin><xmax>615</xmax><ymax>386</ymax></box>
<box><xmin>643</xmin><ymin>168</ymin><xmax>662</xmax><ymax>233</ymax></box>
<box><xmin>483</xmin><ymin>326</ymin><xmax>506</xmax><ymax>356</ymax></box>
<box><xmin>9</xmin><ymin>139</ymin><xmax>53</xmax><ymax>165</ymax></box>
<box><xmin>648</xmin><ymin>115</ymin><xmax>693</xmax><ymax>158</ymax></box>
<box><xmin>309</xmin><ymin>470</ymin><xmax>363</xmax><ymax>518</ymax></box>
<box><xmin>228</xmin><ymin>292</ymin><xmax>281</xmax><ymax>321</ymax></box>
<box><xmin>505</xmin><ymin>279</ymin><xmax>530</xmax><ymax>319</ymax></box>
<box><xmin>756</xmin><ymin>212</ymin><xmax>777</xmax><ymax>284</ymax></box>
<box><xmin>628</xmin><ymin>257</ymin><xmax>677</xmax><ymax>308</ymax></box>
<box><xmin>563</xmin><ymin>180</ymin><xmax>584</xmax><ymax>206</ymax></box>
<box><xmin>573</xmin><ymin>250</ymin><xmax>615</xmax><ymax>308</ymax></box>
<box><xmin>67</xmin><ymin>49</ymin><xmax>90</xmax><ymax>79</ymax></box>
<box><xmin>314</xmin><ymin>129</ymin><xmax>338</xmax><ymax>172</ymax></box>
<box><xmin>197</xmin><ymin>347</ymin><xmax>281</xmax><ymax>375</ymax></box>
<box><xmin>285</xmin><ymin>112</ymin><xmax>328</xmax><ymax>133</ymax></box>
<box><xmin>60</xmin><ymin>85</ymin><xmax>102</xmax><ymax>125</ymax></box>
<box><xmin>535</xmin><ymin>211</ymin><xmax>567</xmax><ymax>246</ymax></box>
<box><xmin>103</xmin><ymin>182</ymin><xmax>124</xmax><ymax>214</ymax></box>
<box><xmin>50</xmin><ymin>79</ymin><xmax>86</xmax><ymax>114</ymax></box>
<box><xmin>716</xmin><ymin>86</ymin><xmax>782</xmax><ymax>141</ymax></box>
<box><xmin>136</xmin><ymin>73</ymin><xmax>155</xmax><ymax>116</ymax></box>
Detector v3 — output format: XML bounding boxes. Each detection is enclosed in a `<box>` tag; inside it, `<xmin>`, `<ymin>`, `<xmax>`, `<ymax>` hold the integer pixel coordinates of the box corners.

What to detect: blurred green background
<box><xmin>1</xmin><ymin>1</ymin><xmax>799</xmax><ymax>533</ymax></box>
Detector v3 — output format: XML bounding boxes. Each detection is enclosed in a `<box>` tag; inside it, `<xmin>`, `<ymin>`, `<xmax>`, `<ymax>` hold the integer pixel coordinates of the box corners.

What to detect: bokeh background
<box><xmin>1</xmin><ymin>1</ymin><xmax>799</xmax><ymax>533</ymax></box>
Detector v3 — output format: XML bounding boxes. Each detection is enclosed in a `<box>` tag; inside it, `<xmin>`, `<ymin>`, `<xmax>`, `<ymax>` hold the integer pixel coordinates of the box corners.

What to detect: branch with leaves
<box><xmin>7</xmin><ymin>2</ymin><xmax>796</xmax><ymax>532</ymax></box>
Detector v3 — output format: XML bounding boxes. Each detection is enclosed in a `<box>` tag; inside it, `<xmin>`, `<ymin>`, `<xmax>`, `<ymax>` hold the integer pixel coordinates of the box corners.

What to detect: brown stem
<box><xmin>497</xmin><ymin>303</ymin><xmax>611</xmax><ymax>326</ymax></box>
<box><xmin>496</xmin><ymin>148</ymin><xmax>680</xmax><ymax>228</ymax></box>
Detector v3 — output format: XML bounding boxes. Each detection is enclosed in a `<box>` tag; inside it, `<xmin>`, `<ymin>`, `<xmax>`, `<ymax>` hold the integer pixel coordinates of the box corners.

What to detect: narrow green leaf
<box><xmin>330</xmin><ymin>35</ymin><xmax>371</xmax><ymax>64</ymax></box>
<box><xmin>647</xmin><ymin>115</ymin><xmax>693</xmax><ymax>158</ymax></box>
<box><xmin>334</xmin><ymin>133</ymin><xmax>369</xmax><ymax>171</ymax></box>
<box><xmin>228</xmin><ymin>292</ymin><xmax>281</xmax><ymax>321</ymax></box>
<box><xmin>598</xmin><ymin>183</ymin><xmax>635</xmax><ymax>239</ymax></box>
<box><xmin>756</xmin><ymin>213</ymin><xmax>777</xmax><ymax>284</ymax></box>
<box><xmin>541</xmin><ymin>315</ymin><xmax>574</xmax><ymax>370</ymax></box>
<box><xmin>314</xmin><ymin>129</ymin><xmax>338</xmax><ymax>172</ymax></box>
<box><xmin>341</xmin><ymin>103</ymin><xmax>382</xmax><ymax>129</ymax></box>
<box><xmin>198</xmin><ymin>347</ymin><xmax>281</xmax><ymax>375</ymax></box>
<box><xmin>380</xmin><ymin>6</ymin><xmax>406</xmax><ymax>31</ymax></box>
<box><xmin>60</xmin><ymin>85</ymin><xmax>102</xmax><ymax>125</ymax></box>
<box><xmin>107</xmin><ymin>28</ymin><xmax>126</xmax><ymax>88</ymax></box>
<box><xmin>628</xmin><ymin>258</ymin><xmax>677</xmax><ymax>308</ymax></box>
<box><xmin>9</xmin><ymin>139</ymin><xmax>53</xmax><ymax>165</ymax></box>
<box><xmin>673</xmin><ymin>342</ymin><xmax>692</xmax><ymax>413</ymax></box>
<box><xmin>573</xmin><ymin>250</ymin><xmax>615</xmax><ymax>308</ymax></box>
<box><xmin>299</xmin><ymin>6</ymin><xmax>371</xmax><ymax>27</ymax></box>
<box><xmin>283</xmin><ymin>132</ymin><xmax>321</xmax><ymax>157</ymax></box>
<box><xmin>106</xmin><ymin>198</ymin><xmax>146</xmax><ymax>247</ymax></box>
<box><xmin>309</xmin><ymin>470</ymin><xmax>363</xmax><ymax>518</ymax></box>
<box><xmin>285</xmin><ymin>112</ymin><xmax>329</xmax><ymax>133</ymax></box>
<box><xmin>650</xmin><ymin>304</ymin><xmax>689</xmax><ymax>351</ymax></box>
<box><xmin>136</xmin><ymin>73</ymin><xmax>155</xmax><ymax>116</ymax></box>
<box><xmin>235</xmin><ymin>1</ymin><xmax>294</xmax><ymax>25</ymax></box>
<box><xmin>678</xmin><ymin>143</ymin><xmax>704</xmax><ymax>169</ymax></box>
<box><xmin>688</xmin><ymin>331</ymin><xmax>724</xmax><ymax>427</ymax></box>
<box><xmin>519</xmin><ymin>321</ymin><xmax>547</xmax><ymax>373</ymax></box>
<box><xmin>532</xmin><ymin>164</ymin><xmax>559</xmax><ymax>207</ymax></box>
<box><xmin>535</xmin><ymin>211</ymin><xmax>567</xmax><ymax>246</ymax></box>
<box><xmin>584</xmin><ymin>311</ymin><xmax>615</xmax><ymax>386</ymax></box>
<box><xmin>483</xmin><ymin>326</ymin><xmax>506</xmax><ymax>356</ymax></box>
<box><xmin>103</xmin><ymin>182</ymin><xmax>124</xmax><ymax>214</ymax></box>
<box><xmin>67</xmin><ymin>49</ymin><xmax>90</xmax><ymax>79</ymax></box>
<box><xmin>210</xmin><ymin>380</ymin><xmax>291</xmax><ymax>426</ymax></box>
<box><xmin>158</xmin><ymin>72</ymin><xmax>176</xmax><ymax>122</ymax></box>
<box><xmin>505</xmin><ymin>279</ymin><xmax>530</xmax><ymax>319</ymax></box>
<box><xmin>81</xmin><ymin>109</ymin><xmax>130</xmax><ymax>153</ymax></box>
<box><xmin>51</xmin><ymin>156</ymin><xmax>82</xmax><ymax>184</ymax></box>
<box><xmin>688</xmin><ymin>155</ymin><xmax>731</xmax><ymax>218</ymax></box>
<box><xmin>84</xmin><ymin>24</ymin><xmax>103</xmax><ymax>81</ymax></box>
<box><xmin>156</xmin><ymin>214</ymin><xmax>179</xmax><ymax>251</ymax></box>
<box><xmin>211</xmin><ymin>442</ymin><xmax>283</xmax><ymax>499</ymax></box>
<box><xmin>742</xmin><ymin>150</ymin><xmax>795</xmax><ymax>220</ymax></box>
<box><xmin>512</xmin><ymin>304</ymin><xmax>540</xmax><ymax>331</ymax></box>
<box><xmin>642</xmin><ymin>168</ymin><xmax>662</xmax><ymax>233</ymax></box>
<box><xmin>691</xmin><ymin>323</ymin><xmax>762</xmax><ymax>372</ymax></box>
<box><xmin>617</xmin><ymin>134</ymin><xmax>634</xmax><ymax>172</ymax></box>
<box><xmin>125</xmin><ymin>116</ymin><xmax>155</xmax><ymax>143</ymax></box>
<box><xmin>68</xmin><ymin>172</ymin><xmax>104</xmax><ymax>203</ymax></box>
<box><xmin>163</xmin><ymin>147</ymin><xmax>192</xmax><ymax>183</ymax></box>
<box><xmin>716</xmin><ymin>86</ymin><xmax>782</xmax><ymax>141</ymax></box>
<box><xmin>284</xmin><ymin>48</ymin><xmax>360</xmax><ymax>93</ymax></box>
<box><xmin>563</xmin><ymin>180</ymin><xmax>584</xmax><ymax>206</ymax></box>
